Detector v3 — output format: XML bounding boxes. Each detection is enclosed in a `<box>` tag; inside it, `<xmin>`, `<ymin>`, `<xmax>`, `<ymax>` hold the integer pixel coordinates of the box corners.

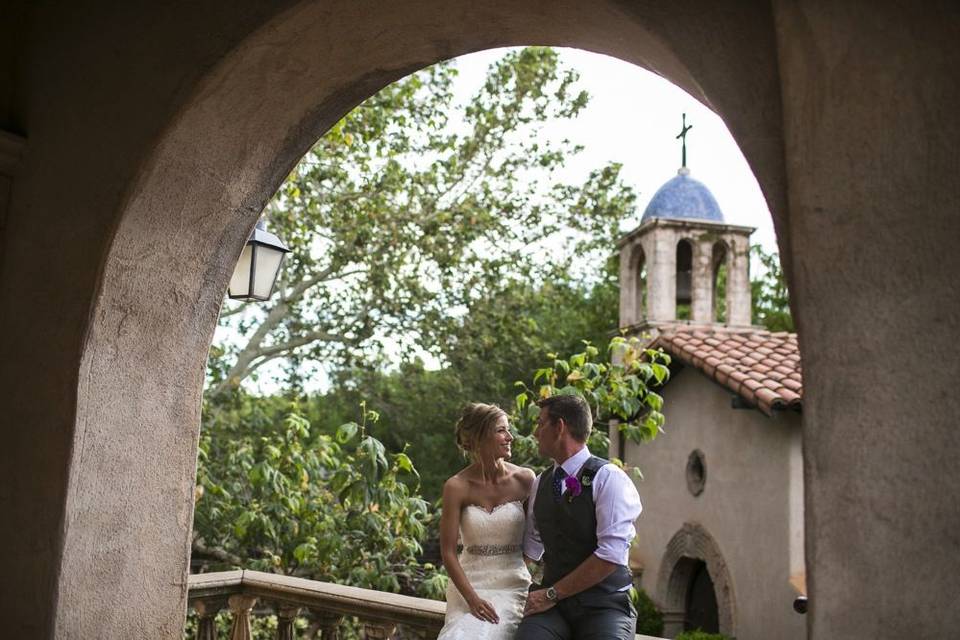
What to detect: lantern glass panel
<box><xmin>252</xmin><ymin>245</ymin><xmax>286</xmax><ymax>299</ymax></box>
<box><xmin>228</xmin><ymin>244</ymin><xmax>254</xmax><ymax>298</ymax></box>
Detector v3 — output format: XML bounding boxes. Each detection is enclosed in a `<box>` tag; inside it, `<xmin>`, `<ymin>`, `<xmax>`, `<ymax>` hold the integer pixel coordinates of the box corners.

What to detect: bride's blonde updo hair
<box><xmin>455</xmin><ymin>402</ymin><xmax>507</xmax><ymax>458</ymax></box>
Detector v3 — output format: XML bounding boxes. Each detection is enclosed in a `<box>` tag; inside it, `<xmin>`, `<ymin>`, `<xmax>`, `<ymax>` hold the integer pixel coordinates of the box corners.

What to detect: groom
<box><xmin>518</xmin><ymin>394</ymin><xmax>641</xmax><ymax>640</ymax></box>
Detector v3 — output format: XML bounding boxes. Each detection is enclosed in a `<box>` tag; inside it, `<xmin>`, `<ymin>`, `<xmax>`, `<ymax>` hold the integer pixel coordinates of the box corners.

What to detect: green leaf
<box><xmin>646</xmin><ymin>392</ymin><xmax>663</xmax><ymax>412</ymax></box>
<box><xmin>394</xmin><ymin>452</ymin><xmax>415</xmax><ymax>473</ymax></box>
<box><xmin>293</xmin><ymin>541</ymin><xmax>314</xmax><ymax>563</ymax></box>
<box><xmin>336</xmin><ymin>422</ymin><xmax>359</xmax><ymax>444</ymax></box>
<box><xmin>515</xmin><ymin>392</ymin><xmax>528</xmax><ymax>411</ymax></box>
<box><xmin>651</xmin><ymin>363</ymin><xmax>669</xmax><ymax>385</ymax></box>
<box><xmin>360</xmin><ymin>436</ymin><xmax>389</xmax><ymax>476</ymax></box>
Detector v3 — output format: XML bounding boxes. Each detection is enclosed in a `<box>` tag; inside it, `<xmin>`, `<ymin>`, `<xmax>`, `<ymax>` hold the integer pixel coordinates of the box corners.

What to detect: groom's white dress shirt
<box><xmin>523</xmin><ymin>446</ymin><xmax>642</xmax><ymax>573</ymax></box>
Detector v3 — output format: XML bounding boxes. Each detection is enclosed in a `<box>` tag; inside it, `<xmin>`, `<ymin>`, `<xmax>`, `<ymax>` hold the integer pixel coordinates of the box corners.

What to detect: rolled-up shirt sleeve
<box><xmin>593</xmin><ymin>465</ymin><xmax>642</xmax><ymax>565</ymax></box>
<box><xmin>523</xmin><ymin>474</ymin><xmax>544</xmax><ymax>561</ymax></box>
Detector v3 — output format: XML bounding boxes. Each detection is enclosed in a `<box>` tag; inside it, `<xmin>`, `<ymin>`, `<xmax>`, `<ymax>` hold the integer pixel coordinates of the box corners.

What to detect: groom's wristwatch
<box><xmin>545</xmin><ymin>586</ymin><xmax>558</xmax><ymax>601</ymax></box>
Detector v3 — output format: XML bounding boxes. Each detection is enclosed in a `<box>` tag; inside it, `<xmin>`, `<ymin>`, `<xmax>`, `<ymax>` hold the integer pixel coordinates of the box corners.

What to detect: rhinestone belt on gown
<box><xmin>438</xmin><ymin>501</ymin><xmax>531</xmax><ymax>640</ymax></box>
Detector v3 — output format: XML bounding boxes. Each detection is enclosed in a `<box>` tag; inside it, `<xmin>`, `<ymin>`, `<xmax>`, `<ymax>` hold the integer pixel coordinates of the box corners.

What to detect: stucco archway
<box><xmin>657</xmin><ymin>522</ymin><xmax>736</xmax><ymax>637</ymax></box>
<box><xmin>55</xmin><ymin>4</ymin><xmax>785</xmax><ymax>637</ymax></box>
<box><xmin>2</xmin><ymin>2</ymin><xmax>958</xmax><ymax>639</ymax></box>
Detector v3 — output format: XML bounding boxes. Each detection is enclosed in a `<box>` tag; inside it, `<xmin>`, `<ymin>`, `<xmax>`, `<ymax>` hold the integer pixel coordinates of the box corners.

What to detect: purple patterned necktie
<box><xmin>552</xmin><ymin>467</ymin><xmax>566</xmax><ymax>503</ymax></box>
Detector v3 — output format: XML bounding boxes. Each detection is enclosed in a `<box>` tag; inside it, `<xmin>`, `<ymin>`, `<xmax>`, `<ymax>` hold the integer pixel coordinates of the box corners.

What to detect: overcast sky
<box><xmin>452</xmin><ymin>47</ymin><xmax>779</xmax><ymax>253</ymax></box>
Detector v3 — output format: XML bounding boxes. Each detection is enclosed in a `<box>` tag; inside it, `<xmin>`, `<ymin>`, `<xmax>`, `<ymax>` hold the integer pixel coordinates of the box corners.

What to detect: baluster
<box><xmin>402</xmin><ymin>624</ymin><xmax>440</xmax><ymax>640</ymax></box>
<box><xmin>227</xmin><ymin>594</ymin><xmax>258</xmax><ymax>640</ymax></box>
<box><xmin>361</xmin><ymin>621</ymin><xmax>396</xmax><ymax>639</ymax></box>
<box><xmin>192</xmin><ymin>598</ymin><xmax>225</xmax><ymax>640</ymax></box>
<box><xmin>275</xmin><ymin>604</ymin><xmax>300</xmax><ymax>640</ymax></box>
<box><xmin>312</xmin><ymin>612</ymin><xmax>342</xmax><ymax>639</ymax></box>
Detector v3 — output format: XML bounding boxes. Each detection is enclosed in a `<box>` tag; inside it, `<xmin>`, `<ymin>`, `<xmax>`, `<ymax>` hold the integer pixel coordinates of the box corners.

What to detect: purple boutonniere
<box><xmin>564</xmin><ymin>476</ymin><xmax>583</xmax><ymax>502</ymax></box>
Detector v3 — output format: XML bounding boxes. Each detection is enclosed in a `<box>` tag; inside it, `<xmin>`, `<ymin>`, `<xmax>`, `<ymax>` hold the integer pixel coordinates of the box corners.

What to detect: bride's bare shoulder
<box><xmin>504</xmin><ymin>462</ymin><xmax>536</xmax><ymax>488</ymax></box>
<box><xmin>442</xmin><ymin>469</ymin><xmax>473</xmax><ymax>501</ymax></box>
<box><xmin>502</xmin><ymin>461</ymin><xmax>534</xmax><ymax>476</ymax></box>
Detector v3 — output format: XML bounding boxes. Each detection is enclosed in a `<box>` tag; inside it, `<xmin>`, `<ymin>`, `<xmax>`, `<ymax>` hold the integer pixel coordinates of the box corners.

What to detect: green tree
<box><xmin>442</xmin><ymin>259</ymin><xmax>621</xmax><ymax>403</ymax></box>
<box><xmin>751</xmin><ymin>244</ymin><xmax>794</xmax><ymax>332</ymax></box>
<box><xmin>305</xmin><ymin>268</ymin><xmax>621</xmax><ymax>500</ymax></box>
<box><xmin>305</xmin><ymin>362</ymin><xmax>465</xmax><ymax>502</ymax></box>
<box><xmin>509</xmin><ymin>335</ymin><xmax>672</xmax><ymax>472</ymax></box>
<box><xmin>210</xmin><ymin>47</ymin><xmax>636</xmax><ymax>395</ymax></box>
<box><xmin>192</xmin><ymin>401</ymin><xmax>445</xmax><ymax>600</ymax></box>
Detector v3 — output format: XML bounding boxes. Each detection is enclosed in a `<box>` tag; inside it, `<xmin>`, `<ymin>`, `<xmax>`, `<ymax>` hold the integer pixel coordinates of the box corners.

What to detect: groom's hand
<box><xmin>523</xmin><ymin>589</ymin><xmax>557</xmax><ymax>617</ymax></box>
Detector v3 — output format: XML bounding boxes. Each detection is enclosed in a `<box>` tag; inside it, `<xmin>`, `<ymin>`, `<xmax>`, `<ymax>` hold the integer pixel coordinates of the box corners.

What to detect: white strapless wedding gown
<box><xmin>438</xmin><ymin>500</ymin><xmax>532</xmax><ymax>639</ymax></box>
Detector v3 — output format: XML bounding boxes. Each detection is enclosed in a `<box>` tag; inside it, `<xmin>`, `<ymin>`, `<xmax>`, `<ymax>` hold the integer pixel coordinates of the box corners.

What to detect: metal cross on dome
<box><xmin>676</xmin><ymin>113</ymin><xmax>693</xmax><ymax>168</ymax></box>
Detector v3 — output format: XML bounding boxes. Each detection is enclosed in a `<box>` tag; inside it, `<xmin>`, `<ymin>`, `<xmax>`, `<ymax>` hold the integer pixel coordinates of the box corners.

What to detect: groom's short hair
<box><xmin>537</xmin><ymin>395</ymin><xmax>592</xmax><ymax>442</ymax></box>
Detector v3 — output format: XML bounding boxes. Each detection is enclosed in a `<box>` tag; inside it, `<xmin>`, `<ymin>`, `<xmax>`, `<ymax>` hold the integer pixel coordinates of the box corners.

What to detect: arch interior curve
<box><xmin>43</xmin><ymin>1</ymin><xmax>786</xmax><ymax>636</ymax></box>
<box><xmin>656</xmin><ymin>521</ymin><xmax>737</xmax><ymax>638</ymax></box>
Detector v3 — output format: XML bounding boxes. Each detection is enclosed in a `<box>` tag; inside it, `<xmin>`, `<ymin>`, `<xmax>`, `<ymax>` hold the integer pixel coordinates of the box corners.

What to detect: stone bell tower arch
<box><xmin>618</xmin><ymin>155</ymin><xmax>754</xmax><ymax>332</ymax></box>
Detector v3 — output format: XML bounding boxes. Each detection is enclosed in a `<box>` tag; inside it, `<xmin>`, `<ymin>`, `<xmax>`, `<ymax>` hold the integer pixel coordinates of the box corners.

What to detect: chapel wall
<box><xmin>624</xmin><ymin>369</ymin><xmax>805</xmax><ymax>640</ymax></box>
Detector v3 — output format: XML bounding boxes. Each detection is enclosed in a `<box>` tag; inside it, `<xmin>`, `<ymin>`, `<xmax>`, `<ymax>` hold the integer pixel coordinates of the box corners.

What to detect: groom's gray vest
<box><xmin>535</xmin><ymin>455</ymin><xmax>633</xmax><ymax>591</ymax></box>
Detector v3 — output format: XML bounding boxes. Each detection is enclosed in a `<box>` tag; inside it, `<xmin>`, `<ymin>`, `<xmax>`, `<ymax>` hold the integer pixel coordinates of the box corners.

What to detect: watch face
<box><xmin>546</xmin><ymin>586</ymin><xmax>557</xmax><ymax>601</ymax></box>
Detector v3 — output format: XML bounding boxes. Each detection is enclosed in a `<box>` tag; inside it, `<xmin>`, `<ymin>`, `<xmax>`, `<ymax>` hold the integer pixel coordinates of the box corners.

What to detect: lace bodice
<box><xmin>459</xmin><ymin>501</ymin><xmax>527</xmax><ymax>548</ymax></box>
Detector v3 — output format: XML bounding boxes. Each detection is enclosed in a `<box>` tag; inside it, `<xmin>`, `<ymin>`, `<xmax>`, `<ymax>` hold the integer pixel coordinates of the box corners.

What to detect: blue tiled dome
<box><xmin>641</xmin><ymin>168</ymin><xmax>724</xmax><ymax>223</ymax></box>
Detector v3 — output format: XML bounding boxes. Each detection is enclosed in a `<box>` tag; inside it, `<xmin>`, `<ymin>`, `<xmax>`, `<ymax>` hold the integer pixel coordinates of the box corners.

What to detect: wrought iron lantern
<box><xmin>228</xmin><ymin>219</ymin><xmax>290</xmax><ymax>301</ymax></box>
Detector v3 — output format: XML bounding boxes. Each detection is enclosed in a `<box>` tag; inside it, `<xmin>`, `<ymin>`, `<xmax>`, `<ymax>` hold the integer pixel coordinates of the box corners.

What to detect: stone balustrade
<box><xmin>188</xmin><ymin>569</ymin><xmax>668</xmax><ymax>639</ymax></box>
<box><xmin>187</xmin><ymin>570</ymin><xmax>446</xmax><ymax>639</ymax></box>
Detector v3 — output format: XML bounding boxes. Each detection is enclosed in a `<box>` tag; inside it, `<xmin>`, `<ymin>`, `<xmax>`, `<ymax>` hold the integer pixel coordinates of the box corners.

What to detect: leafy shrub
<box><xmin>675</xmin><ymin>630</ymin><xmax>733</xmax><ymax>640</ymax></box>
<box><xmin>630</xmin><ymin>587</ymin><xmax>665</xmax><ymax>637</ymax></box>
<box><xmin>510</xmin><ymin>336</ymin><xmax>671</xmax><ymax>474</ymax></box>
<box><xmin>193</xmin><ymin>401</ymin><xmax>443</xmax><ymax>596</ymax></box>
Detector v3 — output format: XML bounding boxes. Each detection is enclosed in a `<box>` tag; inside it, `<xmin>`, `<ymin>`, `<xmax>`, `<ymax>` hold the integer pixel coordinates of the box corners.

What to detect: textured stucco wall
<box><xmin>772</xmin><ymin>2</ymin><xmax>960</xmax><ymax>637</ymax></box>
<box><xmin>623</xmin><ymin>369</ymin><xmax>805</xmax><ymax>640</ymax></box>
<box><xmin>0</xmin><ymin>4</ymin><xmax>302</xmax><ymax>636</ymax></box>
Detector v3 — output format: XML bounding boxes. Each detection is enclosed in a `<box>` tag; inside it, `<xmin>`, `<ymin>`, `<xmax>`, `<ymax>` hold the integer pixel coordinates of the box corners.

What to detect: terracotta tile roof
<box><xmin>649</xmin><ymin>326</ymin><xmax>802</xmax><ymax>416</ymax></box>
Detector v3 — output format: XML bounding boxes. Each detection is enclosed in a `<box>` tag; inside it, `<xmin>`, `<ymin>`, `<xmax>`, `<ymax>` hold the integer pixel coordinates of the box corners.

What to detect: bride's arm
<box><xmin>439</xmin><ymin>478</ymin><xmax>500</xmax><ymax>624</ymax></box>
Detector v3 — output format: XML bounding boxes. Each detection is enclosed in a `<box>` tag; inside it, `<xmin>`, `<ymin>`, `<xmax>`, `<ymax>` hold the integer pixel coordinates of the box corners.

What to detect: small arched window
<box><xmin>634</xmin><ymin>246</ymin><xmax>648</xmax><ymax>322</ymax></box>
<box><xmin>676</xmin><ymin>239</ymin><xmax>693</xmax><ymax>320</ymax></box>
<box><xmin>712</xmin><ymin>241</ymin><xmax>729</xmax><ymax>323</ymax></box>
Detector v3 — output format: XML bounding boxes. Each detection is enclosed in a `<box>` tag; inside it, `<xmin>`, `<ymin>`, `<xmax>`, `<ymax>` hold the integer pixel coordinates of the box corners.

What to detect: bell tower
<box><xmin>618</xmin><ymin>116</ymin><xmax>755</xmax><ymax>331</ymax></box>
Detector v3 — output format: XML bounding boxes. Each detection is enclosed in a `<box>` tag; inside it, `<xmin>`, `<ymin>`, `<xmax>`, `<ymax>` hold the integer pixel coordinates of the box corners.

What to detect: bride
<box><xmin>437</xmin><ymin>403</ymin><xmax>535</xmax><ymax>639</ymax></box>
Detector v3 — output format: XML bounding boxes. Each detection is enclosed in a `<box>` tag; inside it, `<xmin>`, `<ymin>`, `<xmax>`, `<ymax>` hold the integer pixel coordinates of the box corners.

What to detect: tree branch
<box><xmin>255</xmin><ymin>330</ymin><xmax>351</xmax><ymax>361</ymax></box>
<box><xmin>219</xmin><ymin>304</ymin><xmax>248</xmax><ymax>319</ymax></box>
<box><xmin>210</xmin><ymin>328</ymin><xmax>351</xmax><ymax>396</ymax></box>
<box><xmin>211</xmin><ymin>258</ymin><xmax>370</xmax><ymax>395</ymax></box>
<box><xmin>211</xmin><ymin>300</ymin><xmax>289</xmax><ymax>395</ymax></box>
<box><xmin>192</xmin><ymin>538</ymin><xmax>244</xmax><ymax>567</ymax></box>
<box><xmin>286</xmin><ymin>264</ymin><xmax>341</xmax><ymax>300</ymax></box>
